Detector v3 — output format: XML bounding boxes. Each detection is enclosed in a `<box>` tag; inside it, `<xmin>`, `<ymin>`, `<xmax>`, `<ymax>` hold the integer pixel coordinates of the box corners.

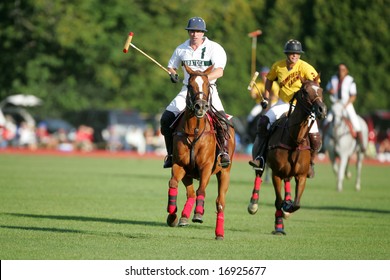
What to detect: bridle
<box><xmin>186</xmin><ymin>82</ymin><xmax>212</xmax><ymax>119</ymax></box>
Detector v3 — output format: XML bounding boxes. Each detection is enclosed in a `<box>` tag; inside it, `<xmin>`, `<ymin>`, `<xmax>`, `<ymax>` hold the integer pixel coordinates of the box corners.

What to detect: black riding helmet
<box><xmin>185</xmin><ymin>17</ymin><xmax>208</xmax><ymax>32</ymax></box>
<box><xmin>284</xmin><ymin>39</ymin><xmax>304</xmax><ymax>54</ymax></box>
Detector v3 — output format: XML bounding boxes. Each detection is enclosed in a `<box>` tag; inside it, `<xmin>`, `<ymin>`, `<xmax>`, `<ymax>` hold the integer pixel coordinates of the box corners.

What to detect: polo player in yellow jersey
<box><xmin>249</xmin><ymin>39</ymin><xmax>322</xmax><ymax>178</ymax></box>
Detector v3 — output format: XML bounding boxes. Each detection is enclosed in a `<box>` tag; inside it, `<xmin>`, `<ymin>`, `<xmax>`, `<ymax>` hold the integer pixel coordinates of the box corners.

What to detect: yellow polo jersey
<box><xmin>267</xmin><ymin>59</ymin><xmax>319</xmax><ymax>103</ymax></box>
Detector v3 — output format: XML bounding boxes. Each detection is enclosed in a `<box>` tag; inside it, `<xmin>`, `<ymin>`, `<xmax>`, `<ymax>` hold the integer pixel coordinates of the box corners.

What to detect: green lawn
<box><xmin>0</xmin><ymin>152</ymin><xmax>389</xmax><ymax>260</ymax></box>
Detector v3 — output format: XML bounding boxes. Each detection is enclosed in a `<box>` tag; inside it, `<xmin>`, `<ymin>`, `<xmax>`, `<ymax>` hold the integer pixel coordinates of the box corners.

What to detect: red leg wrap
<box><xmin>195</xmin><ymin>195</ymin><xmax>205</xmax><ymax>215</ymax></box>
<box><xmin>251</xmin><ymin>176</ymin><xmax>262</xmax><ymax>202</ymax></box>
<box><xmin>181</xmin><ymin>197</ymin><xmax>195</xmax><ymax>218</ymax></box>
<box><xmin>167</xmin><ymin>188</ymin><xmax>178</xmax><ymax>214</ymax></box>
<box><xmin>215</xmin><ymin>212</ymin><xmax>224</xmax><ymax>237</ymax></box>
<box><xmin>284</xmin><ymin>180</ymin><xmax>292</xmax><ymax>201</ymax></box>
<box><xmin>275</xmin><ymin>209</ymin><xmax>284</xmax><ymax>230</ymax></box>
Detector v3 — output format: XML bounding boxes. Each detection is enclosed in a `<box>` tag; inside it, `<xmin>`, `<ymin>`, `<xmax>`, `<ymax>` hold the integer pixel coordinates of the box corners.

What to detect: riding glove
<box><xmin>170</xmin><ymin>73</ymin><xmax>179</xmax><ymax>83</ymax></box>
<box><xmin>261</xmin><ymin>98</ymin><xmax>269</xmax><ymax>109</ymax></box>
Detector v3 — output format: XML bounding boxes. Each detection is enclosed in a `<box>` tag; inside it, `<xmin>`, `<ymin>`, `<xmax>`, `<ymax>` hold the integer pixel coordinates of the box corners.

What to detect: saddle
<box><xmin>341</xmin><ymin>116</ymin><xmax>357</xmax><ymax>138</ymax></box>
<box><xmin>268</xmin><ymin>113</ymin><xmax>311</xmax><ymax>151</ymax></box>
<box><xmin>170</xmin><ymin>110</ymin><xmax>234</xmax><ymax>173</ymax></box>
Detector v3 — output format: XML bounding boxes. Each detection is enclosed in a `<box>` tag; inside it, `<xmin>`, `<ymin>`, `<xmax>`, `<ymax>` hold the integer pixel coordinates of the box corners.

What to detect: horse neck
<box><xmin>183</xmin><ymin>111</ymin><xmax>208</xmax><ymax>135</ymax></box>
<box><xmin>287</xmin><ymin>102</ymin><xmax>311</xmax><ymax>144</ymax></box>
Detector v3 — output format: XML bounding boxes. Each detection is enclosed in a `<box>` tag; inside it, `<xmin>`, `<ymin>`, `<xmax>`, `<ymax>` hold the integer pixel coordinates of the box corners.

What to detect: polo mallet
<box><xmin>247</xmin><ymin>71</ymin><xmax>265</xmax><ymax>101</ymax></box>
<box><xmin>123</xmin><ymin>32</ymin><xmax>171</xmax><ymax>75</ymax></box>
<box><xmin>247</xmin><ymin>71</ymin><xmax>259</xmax><ymax>90</ymax></box>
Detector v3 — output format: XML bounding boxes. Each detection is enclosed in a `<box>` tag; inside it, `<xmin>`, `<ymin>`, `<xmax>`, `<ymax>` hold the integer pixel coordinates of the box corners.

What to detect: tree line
<box><xmin>1</xmin><ymin>0</ymin><xmax>389</xmax><ymax>121</ymax></box>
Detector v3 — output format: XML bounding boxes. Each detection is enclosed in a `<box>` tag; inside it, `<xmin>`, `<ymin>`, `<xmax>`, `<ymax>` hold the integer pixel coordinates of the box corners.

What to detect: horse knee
<box><xmin>160</xmin><ymin>110</ymin><xmax>176</xmax><ymax>136</ymax></box>
<box><xmin>169</xmin><ymin>178</ymin><xmax>178</xmax><ymax>189</ymax></box>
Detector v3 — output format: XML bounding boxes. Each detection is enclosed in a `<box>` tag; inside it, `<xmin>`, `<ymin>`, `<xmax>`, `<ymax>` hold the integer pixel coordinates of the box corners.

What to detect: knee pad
<box><xmin>309</xmin><ymin>132</ymin><xmax>322</xmax><ymax>152</ymax></box>
<box><xmin>160</xmin><ymin>110</ymin><xmax>176</xmax><ymax>136</ymax></box>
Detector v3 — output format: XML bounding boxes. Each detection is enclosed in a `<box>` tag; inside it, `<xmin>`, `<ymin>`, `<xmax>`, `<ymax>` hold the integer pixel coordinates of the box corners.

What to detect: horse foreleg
<box><xmin>292</xmin><ymin>176</ymin><xmax>307</xmax><ymax>212</ymax></box>
<box><xmin>192</xmin><ymin>170</ymin><xmax>212</xmax><ymax>224</ymax></box>
<box><xmin>248</xmin><ymin>172</ymin><xmax>262</xmax><ymax>215</ymax></box>
<box><xmin>272</xmin><ymin>176</ymin><xmax>285</xmax><ymax>235</ymax></box>
<box><xmin>178</xmin><ymin>176</ymin><xmax>195</xmax><ymax>226</ymax></box>
<box><xmin>355</xmin><ymin>151</ymin><xmax>364</xmax><ymax>191</ymax></box>
<box><xmin>281</xmin><ymin>179</ymin><xmax>293</xmax><ymax>219</ymax></box>
<box><xmin>215</xmin><ymin>171</ymin><xmax>230</xmax><ymax>240</ymax></box>
<box><xmin>337</xmin><ymin>156</ymin><xmax>349</xmax><ymax>192</ymax></box>
<box><xmin>167</xmin><ymin>166</ymin><xmax>186</xmax><ymax>227</ymax></box>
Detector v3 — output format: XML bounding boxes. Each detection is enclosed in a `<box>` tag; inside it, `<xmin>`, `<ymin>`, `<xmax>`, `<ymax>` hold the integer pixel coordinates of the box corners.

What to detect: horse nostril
<box><xmin>194</xmin><ymin>104</ymin><xmax>201</xmax><ymax>110</ymax></box>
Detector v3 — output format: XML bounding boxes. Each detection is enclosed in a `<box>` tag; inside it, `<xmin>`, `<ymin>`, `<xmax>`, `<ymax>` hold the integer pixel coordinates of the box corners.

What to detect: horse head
<box><xmin>298</xmin><ymin>75</ymin><xmax>327</xmax><ymax>120</ymax></box>
<box><xmin>184</xmin><ymin>64</ymin><xmax>213</xmax><ymax>119</ymax></box>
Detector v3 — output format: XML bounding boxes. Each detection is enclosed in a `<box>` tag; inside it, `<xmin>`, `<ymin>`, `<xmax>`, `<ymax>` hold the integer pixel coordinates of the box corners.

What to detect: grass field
<box><xmin>0</xmin><ymin>151</ymin><xmax>389</xmax><ymax>260</ymax></box>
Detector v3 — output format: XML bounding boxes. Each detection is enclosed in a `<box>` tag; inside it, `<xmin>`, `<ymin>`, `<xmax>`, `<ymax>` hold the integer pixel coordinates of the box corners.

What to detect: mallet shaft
<box><xmin>130</xmin><ymin>43</ymin><xmax>170</xmax><ymax>74</ymax></box>
<box><xmin>247</xmin><ymin>71</ymin><xmax>259</xmax><ymax>90</ymax></box>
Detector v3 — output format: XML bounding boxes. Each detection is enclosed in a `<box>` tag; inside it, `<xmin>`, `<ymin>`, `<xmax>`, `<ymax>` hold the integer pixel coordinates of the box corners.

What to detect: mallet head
<box><xmin>123</xmin><ymin>32</ymin><xmax>134</xmax><ymax>53</ymax></box>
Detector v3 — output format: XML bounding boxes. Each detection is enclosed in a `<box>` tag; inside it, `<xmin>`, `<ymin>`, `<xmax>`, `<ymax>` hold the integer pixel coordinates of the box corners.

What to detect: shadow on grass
<box><xmin>2</xmin><ymin>212</ymin><xmax>166</xmax><ymax>227</ymax></box>
<box><xmin>244</xmin><ymin>203</ymin><xmax>390</xmax><ymax>215</ymax></box>
<box><xmin>0</xmin><ymin>224</ymin><xmax>149</xmax><ymax>239</ymax></box>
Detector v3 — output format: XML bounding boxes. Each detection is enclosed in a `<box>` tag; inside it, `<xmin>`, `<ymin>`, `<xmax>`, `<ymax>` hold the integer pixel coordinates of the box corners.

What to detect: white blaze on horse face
<box><xmin>195</xmin><ymin>76</ymin><xmax>204</xmax><ymax>99</ymax></box>
<box><xmin>311</xmin><ymin>85</ymin><xmax>320</xmax><ymax>96</ymax></box>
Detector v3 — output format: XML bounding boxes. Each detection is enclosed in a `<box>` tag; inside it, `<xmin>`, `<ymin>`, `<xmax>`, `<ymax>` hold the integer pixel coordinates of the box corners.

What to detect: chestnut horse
<box><xmin>166</xmin><ymin>64</ymin><xmax>235</xmax><ymax>240</ymax></box>
<box><xmin>248</xmin><ymin>77</ymin><xmax>327</xmax><ymax>235</ymax></box>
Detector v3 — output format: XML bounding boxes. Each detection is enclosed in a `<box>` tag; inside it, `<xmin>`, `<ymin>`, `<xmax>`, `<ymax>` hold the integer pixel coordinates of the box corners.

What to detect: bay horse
<box><xmin>248</xmin><ymin>76</ymin><xmax>327</xmax><ymax>235</ymax></box>
<box><xmin>166</xmin><ymin>64</ymin><xmax>235</xmax><ymax>240</ymax></box>
<box><xmin>323</xmin><ymin>101</ymin><xmax>368</xmax><ymax>192</ymax></box>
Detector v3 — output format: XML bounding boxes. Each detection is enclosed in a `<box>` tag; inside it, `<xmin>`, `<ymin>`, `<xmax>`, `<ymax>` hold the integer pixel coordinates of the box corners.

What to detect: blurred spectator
<box><xmin>377</xmin><ymin>129</ymin><xmax>390</xmax><ymax>162</ymax></box>
<box><xmin>1</xmin><ymin>115</ymin><xmax>17</xmax><ymax>148</ymax></box>
<box><xmin>104</xmin><ymin>125</ymin><xmax>123</xmax><ymax>152</ymax></box>
<box><xmin>18</xmin><ymin>121</ymin><xmax>38</xmax><ymax>150</ymax></box>
<box><xmin>36</xmin><ymin>122</ymin><xmax>53</xmax><ymax>148</ymax></box>
<box><xmin>74</xmin><ymin>125</ymin><xmax>94</xmax><ymax>152</ymax></box>
<box><xmin>125</xmin><ymin>126</ymin><xmax>146</xmax><ymax>154</ymax></box>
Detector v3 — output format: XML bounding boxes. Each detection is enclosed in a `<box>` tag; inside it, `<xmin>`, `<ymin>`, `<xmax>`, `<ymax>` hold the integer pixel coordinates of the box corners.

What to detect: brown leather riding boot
<box><xmin>160</xmin><ymin>110</ymin><xmax>175</xmax><ymax>168</ymax></box>
<box><xmin>308</xmin><ymin>132</ymin><xmax>322</xmax><ymax>179</ymax></box>
<box><xmin>216</xmin><ymin>121</ymin><xmax>231</xmax><ymax>168</ymax></box>
<box><xmin>356</xmin><ymin>131</ymin><xmax>366</xmax><ymax>153</ymax></box>
<box><xmin>249</xmin><ymin>115</ymin><xmax>270</xmax><ymax>172</ymax></box>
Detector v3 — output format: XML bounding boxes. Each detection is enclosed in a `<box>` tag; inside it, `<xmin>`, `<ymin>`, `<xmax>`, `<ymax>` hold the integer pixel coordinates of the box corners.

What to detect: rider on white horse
<box><xmin>324</xmin><ymin>63</ymin><xmax>365</xmax><ymax>152</ymax></box>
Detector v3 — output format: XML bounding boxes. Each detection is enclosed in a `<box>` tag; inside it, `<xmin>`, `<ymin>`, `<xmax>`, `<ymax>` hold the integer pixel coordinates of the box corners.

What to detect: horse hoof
<box><xmin>192</xmin><ymin>213</ymin><xmax>203</xmax><ymax>223</ymax></box>
<box><xmin>282</xmin><ymin>211</ymin><xmax>291</xmax><ymax>220</ymax></box>
<box><xmin>215</xmin><ymin>235</ymin><xmax>224</xmax><ymax>241</ymax></box>
<box><xmin>167</xmin><ymin>214</ymin><xmax>178</xmax><ymax>227</ymax></box>
<box><xmin>247</xmin><ymin>203</ymin><xmax>258</xmax><ymax>215</ymax></box>
<box><xmin>178</xmin><ymin>217</ymin><xmax>190</xmax><ymax>227</ymax></box>
<box><xmin>272</xmin><ymin>230</ymin><xmax>286</xmax><ymax>236</ymax></box>
<box><xmin>282</xmin><ymin>199</ymin><xmax>294</xmax><ymax>213</ymax></box>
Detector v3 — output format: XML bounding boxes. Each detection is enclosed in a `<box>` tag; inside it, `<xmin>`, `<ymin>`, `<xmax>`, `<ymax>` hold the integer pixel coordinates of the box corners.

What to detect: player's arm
<box><xmin>207</xmin><ymin>67</ymin><xmax>224</xmax><ymax>81</ymax></box>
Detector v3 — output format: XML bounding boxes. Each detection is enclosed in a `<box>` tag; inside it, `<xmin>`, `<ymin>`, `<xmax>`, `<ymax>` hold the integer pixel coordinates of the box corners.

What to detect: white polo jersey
<box><xmin>168</xmin><ymin>37</ymin><xmax>227</xmax><ymax>85</ymax></box>
<box><xmin>166</xmin><ymin>37</ymin><xmax>227</xmax><ymax>115</ymax></box>
<box><xmin>326</xmin><ymin>74</ymin><xmax>357</xmax><ymax>105</ymax></box>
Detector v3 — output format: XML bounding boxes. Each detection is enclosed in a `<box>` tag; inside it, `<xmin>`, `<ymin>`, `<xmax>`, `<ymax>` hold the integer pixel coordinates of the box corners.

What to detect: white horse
<box><xmin>323</xmin><ymin>102</ymin><xmax>368</xmax><ymax>192</ymax></box>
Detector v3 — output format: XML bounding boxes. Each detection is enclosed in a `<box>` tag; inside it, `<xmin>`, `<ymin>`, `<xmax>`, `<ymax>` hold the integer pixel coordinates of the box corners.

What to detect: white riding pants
<box><xmin>326</xmin><ymin>103</ymin><xmax>362</xmax><ymax>132</ymax></box>
<box><xmin>166</xmin><ymin>85</ymin><xmax>224</xmax><ymax>116</ymax></box>
<box><xmin>265</xmin><ymin>99</ymin><xmax>319</xmax><ymax>133</ymax></box>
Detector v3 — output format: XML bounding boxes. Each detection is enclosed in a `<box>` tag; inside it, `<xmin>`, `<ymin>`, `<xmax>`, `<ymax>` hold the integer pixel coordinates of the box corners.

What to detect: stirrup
<box><xmin>163</xmin><ymin>155</ymin><xmax>173</xmax><ymax>168</ymax></box>
<box><xmin>249</xmin><ymin>156</ymin><xmax>265</xmax><ymax>171</ymax></box>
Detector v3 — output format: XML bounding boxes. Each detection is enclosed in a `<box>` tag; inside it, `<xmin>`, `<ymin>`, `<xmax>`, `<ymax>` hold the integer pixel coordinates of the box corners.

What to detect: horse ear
<box><xmin>299</xmin><ymin>75</ymin><xmax>306</xmax><ymax>83</ymax></box>
<box><xmin>204</xmin><ymin>64</ymin><xmax>214</xmax><ymax>75</ymax></box>
<box><xmin>314</xmin><ymin>73</ymin><xmax>321</xmax><ymax>83</ymax></box>
<box><xmin>184</xmin><ymin>64</ymin><xmax>194</xmax><ymax>75</ymax></box>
